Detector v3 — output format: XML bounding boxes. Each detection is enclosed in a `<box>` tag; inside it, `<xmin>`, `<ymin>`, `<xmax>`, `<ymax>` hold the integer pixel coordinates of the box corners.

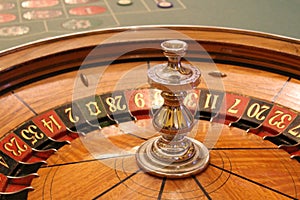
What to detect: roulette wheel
<box><xmin>0</xmin><ymin>26</ymin><xmax>299</xmax><ymax>199</ymax></box>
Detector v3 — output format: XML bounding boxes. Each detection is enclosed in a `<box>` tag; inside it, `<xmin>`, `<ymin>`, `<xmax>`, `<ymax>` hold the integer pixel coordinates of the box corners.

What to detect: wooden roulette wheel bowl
<box><xmin>0</xmin><ymin>26</ymin><xmax>299</xmax><ymax>199</ymax></box>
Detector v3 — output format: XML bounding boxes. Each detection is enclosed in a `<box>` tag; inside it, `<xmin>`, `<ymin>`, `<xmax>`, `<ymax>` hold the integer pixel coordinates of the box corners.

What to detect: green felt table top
<box><xmin>0</xmin><ymin>0</ymin><xmax>299</xmax><ymax>53</ymax></box>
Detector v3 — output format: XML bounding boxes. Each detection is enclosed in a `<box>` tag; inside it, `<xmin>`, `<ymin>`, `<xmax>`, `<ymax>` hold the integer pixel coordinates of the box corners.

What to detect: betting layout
<box><xmin>0</xmin><ymin>0</ymin><xmax>186</xmax><ymax>50</ymax></box>
<box><xmin>0</xmin><ymin>87</ymin><xmax>299</xmax><ymax>199</ymax></box>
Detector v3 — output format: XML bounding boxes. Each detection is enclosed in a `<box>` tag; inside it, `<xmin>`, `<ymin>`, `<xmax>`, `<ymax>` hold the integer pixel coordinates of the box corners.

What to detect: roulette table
<box><xmin>0</xmin><ymin>1</ymin><xmax>300</xmax><ymax>200</ymax></box>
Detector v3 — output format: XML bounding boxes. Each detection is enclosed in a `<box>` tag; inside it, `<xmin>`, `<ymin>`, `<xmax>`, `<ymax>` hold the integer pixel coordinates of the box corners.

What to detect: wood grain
<box><xmin>276</xmin><ymin>78</ymin><xmax>300</xmax><ymax>112</ymax></box>
<box><xmin>13</xmin><ymin>62</ymin><xmax>148</xmax><ymax>114</ymax></box>
<box><xmin>1</xmin><ymin>27</ymin><xmax>299</xmax><ymax>93</ymax></box>
<box><xmin>28</xmin><ymin>119</ymin><xmax>300</xmax><ymax>199</ymax></box>
<box><xmin>0</xmin><ymin>93</ymin><xmax>34</xmax><ymax>138</ymax></box>
<box><xmin>0</xmin><ymin>26</ymin><xmax>299</xmax><ymax>199</ymax></box>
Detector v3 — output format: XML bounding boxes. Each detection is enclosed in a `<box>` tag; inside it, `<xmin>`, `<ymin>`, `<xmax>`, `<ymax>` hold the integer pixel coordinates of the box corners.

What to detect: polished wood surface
<box><xmin>0</xmin><ymin>27</ymin><xmax>299</xmax><ymax>199</ymax></box>
<box><xmin>28</xmin><ymin>121</ymin><xmax>299</xmax><ymax>199</ymax></box>
<box><xmin>1</xmin><ymin>26</ymin><xmax>300</xmax><ymax>93</ymax></box>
